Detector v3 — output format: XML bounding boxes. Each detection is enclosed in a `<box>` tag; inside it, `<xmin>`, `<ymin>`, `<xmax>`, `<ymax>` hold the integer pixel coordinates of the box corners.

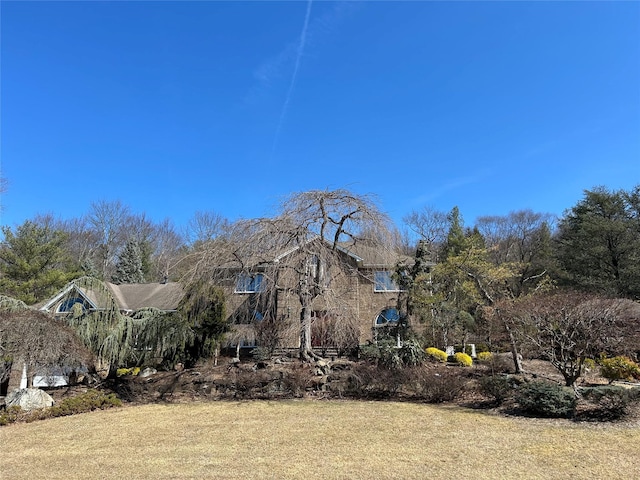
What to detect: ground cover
<box><xmin>2</xmin><ymin>400</ymin><xmax>639</xmax><ymax>479</ymax></box>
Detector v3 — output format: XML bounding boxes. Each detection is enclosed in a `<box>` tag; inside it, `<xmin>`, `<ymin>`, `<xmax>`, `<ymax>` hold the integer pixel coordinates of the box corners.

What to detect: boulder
<box><xmin>6</xmin><ymin>388</ymin><xmax>54</xmax><ymax>411</ymax></box>
<box><xmin>139</xmin><ymin>367</ymin><xmax>157</xmax><ymax>378</ymax></box>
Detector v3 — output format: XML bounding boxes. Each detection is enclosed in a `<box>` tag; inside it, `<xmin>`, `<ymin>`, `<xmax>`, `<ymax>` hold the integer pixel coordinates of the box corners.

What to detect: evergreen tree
<box><xmin>555</xmin><ymin>186</ymin><xmax>640</xmax><ymax>298</ymax></box>
<box><xmin>0</xmin><ymin>220</ymin><xmax>80</xmax><ymax>304</ymax></box>
<box><xmin>112</xmin><ymin>239</ymin><xmax>145</xmax><ymax>284</ymax></box>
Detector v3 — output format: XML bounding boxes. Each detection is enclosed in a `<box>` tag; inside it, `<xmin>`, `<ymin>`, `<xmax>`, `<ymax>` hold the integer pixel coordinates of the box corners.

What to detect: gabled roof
<box><xmin>105</xmin><ymin>282</ymin><xmax>184</xmax><ymax>311</ymax></box>
<box><xmin>41</xmin><ymin>279</ymin><xmax>184</xmax><ymax>313</ymax></box>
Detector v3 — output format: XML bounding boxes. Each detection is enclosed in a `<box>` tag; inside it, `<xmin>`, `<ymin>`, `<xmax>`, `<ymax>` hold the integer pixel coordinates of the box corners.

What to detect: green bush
<box><xmin>599</xmin><ymin>356</ymin><xmax>640</xmax><ymax>383</ymax></box>
<box><xmin>0</xmin><ymin>406</ymin><xmax>22</xmax><ymax>426</ymax></box>
<box><xmin>360</xmin><ymin>340</ymin><xmax>425</xmax><ymax>369</ymax></box>
<box><xmin>516</xmin><ymin>381</ymin><xmax>576</xmax><ymax>418</ymax></box>
<box><xmin>479</xmin><ymin>375</ymin><xmax>519</xmax><ymax>404</ymax></box>
<box><xmin>579</xmin><ymin>385</ymin><xmax>640</xmax><ymax>421</ymax></box>
<box><xmin>425</xmin><ymin>347</ymin><xmax>448</xmax><ymax>363</ymax></box>
<box><xmin>453</xmin><ymin>352</ymin><xmax>473</xmax><ymax>367</ymax></box>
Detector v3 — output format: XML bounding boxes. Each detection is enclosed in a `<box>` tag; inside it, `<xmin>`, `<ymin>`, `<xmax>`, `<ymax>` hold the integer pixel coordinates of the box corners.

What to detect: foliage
<box><xmin>112</xmin><ymin>239</ymin><xmax>145</xmax><ymax>284</ymax></box>
<box><xmin>599</xmin><ymin>356</ymin><xmax>640</xmax><ymax>383</ymax></box>
<box><xmin>0</xmin><ymin>390</ymin><xmax>122</xmax><ymax>426</ymax></box>
<box><xmin>361</xmin><ymin>339</ymin><xmax>425</xmax><ymax>369</ymax></box>
<box><xmin>0</xmin><ymin>220</ymin><xmax>81</xmax><ymax>304</ymax></box>
<box><xmin>117</xmin><ymin>367</ymin><xmax>141</xmax><ymax>376</ymax></box>
<box><xmin>515</xmin><ymin>381</ymin><xmax>576</xmax><ymax>418</ymax></box>
<box><xmin>555</xmin><ymin>185</ymin><xmax>640</xmax><ymax>298</ymax></box>
<box><xmin>453</xmin><ymin>352</ymin><xmax>473</xmax><ymax>367</ymax></box>
<box><xmin>579</xmin><ymin>385</ymin><xmax>640</xmax><ymax>421</ymax></box>
<box><xmin>477</xmin><ymin>351</ymin><xmax>493</xmax><ymax>363</ymax></box>
<box><xmin>62</xmin><ymin>277</ymin><xmax>226</xmax><ymax>372</ymax></box>
<box><xmin>177</xmin><ymin>280</ymin><xmax>228</xmax><ymax>367</ymax></box>
<box><xmin>479</xmin><ymin>375</ymin><xmax>520</xmax><ymax>404</ymax></box>
<box><xmin>0</xmin><ymin>406</ymin><xmax>22</xmax><ymax>426</ymax></box>
<box><xmin>425</xmin><ymin>347</ymin><xmax>448</xmax><ymax>363</ymax></box>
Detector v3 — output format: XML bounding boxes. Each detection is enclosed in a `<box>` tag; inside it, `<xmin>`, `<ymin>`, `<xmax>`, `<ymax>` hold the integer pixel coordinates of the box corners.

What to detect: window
<box><xmin>56</xmin><ymin>297</ymin><xmax>87</xmax><ymax>313</ymax></box>
<box><xmin>235</xmin><ymin>273</ymin><xmax>264</xmax><ymax>293</ymax></box>
<box><xmin>375</xmin><ymin>307</ymin><xmax>400</xmax><ymax>326</ymax></box>
<box><xmin>374</xmin><ymin>271</ymin><xmax>400</xmax><ymax>292</ymax></box>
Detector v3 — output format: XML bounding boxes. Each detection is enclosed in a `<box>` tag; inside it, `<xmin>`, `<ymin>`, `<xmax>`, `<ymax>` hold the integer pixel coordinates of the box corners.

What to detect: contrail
<box><xmin>271</xmin><ymin>0</ymin><xmax>313</xmax><ymax>157</ymax></box>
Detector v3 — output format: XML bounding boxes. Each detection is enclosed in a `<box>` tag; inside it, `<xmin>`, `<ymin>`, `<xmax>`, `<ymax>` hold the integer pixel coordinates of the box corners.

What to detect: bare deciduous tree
<box><xmin>510</xmin><ymin>291</ymin><xmax>628</xmax><ymax>386</ymax></box>
<box><xmin>231</xmin><ymin>189</ymin><xmax>395</xmax><ymax>360</ymax></box>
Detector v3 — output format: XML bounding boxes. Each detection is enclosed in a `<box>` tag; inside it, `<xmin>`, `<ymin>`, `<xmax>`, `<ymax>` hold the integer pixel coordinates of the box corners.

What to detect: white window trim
<box><xmin>234</xmin><ymin>273</ymin><xmax>264</xmax><ymax>294</ymax></box>
<box><xmin>373</xmin><ymin>271</ymin><xmax>402</xmax><ymax>292</ymax></box>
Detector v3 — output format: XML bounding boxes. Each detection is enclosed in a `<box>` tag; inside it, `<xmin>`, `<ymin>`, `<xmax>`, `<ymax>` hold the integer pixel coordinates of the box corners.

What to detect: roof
<box><xmin>104</xmin><ymin>282</ymin><xmax>184</xmax><ymax>311</ymax></box>
<box><xmin>41</xmin><ymin>280</ymin><xmax>184</xmax><ymax>313</ymax></box>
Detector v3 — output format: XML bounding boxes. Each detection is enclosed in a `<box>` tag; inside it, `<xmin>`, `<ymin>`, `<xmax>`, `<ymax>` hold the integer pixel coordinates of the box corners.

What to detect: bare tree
<box><xmin>231</xmin><ymin>189</ymin><xmax>395</xmax><ymax>360</ymax></box>
<box><xmin>87</xmin><ymin>200</ymin><xmax>131</xmax><ymax>280</ymax></box>
<box><xmin>403</xmin><ymin>206</ymin><xmax>449</xmax><ymax>263</ymax></box>
<box><xmin>0</xmin><ymin>296</ymin><xmax>92</xmax><ymax>387</ymax></box>
<box><xmin>510</xmin><ymin>291</ymin><xmax>627</xmax><ymax>386</ymax></box>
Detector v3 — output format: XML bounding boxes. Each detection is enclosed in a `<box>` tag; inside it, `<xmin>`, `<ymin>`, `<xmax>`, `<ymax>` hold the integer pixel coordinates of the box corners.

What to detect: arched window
<box><xmin>375</xmin><ymin>307</ymin><xmax>399</xmax><ymax>326</ymax></box>
<box><xmin>57</xmin><ymin>297</ymin><xmax>87</xmax><ymax>313</ymax></box>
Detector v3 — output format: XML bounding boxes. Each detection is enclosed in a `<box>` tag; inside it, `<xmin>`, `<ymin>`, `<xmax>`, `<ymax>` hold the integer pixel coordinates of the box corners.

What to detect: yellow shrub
<box><xmin>477</xmin><ymin>351</ymin><xmax>493</xmax><ymax>363</ymax></box>
<box><xmin>454</xmin><ymin>352</ymin><xmax>473</xmax><ymax>367</ymax></box>
<box><xmin>425</xmin><ymin>347</ymin><xmax>448</xmax><ymax>363</ymax></box>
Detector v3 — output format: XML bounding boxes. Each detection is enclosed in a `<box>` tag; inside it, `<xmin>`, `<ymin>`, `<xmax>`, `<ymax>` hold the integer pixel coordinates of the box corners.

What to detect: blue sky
<box><xmin>1</xmin><ymin>1</ymin><xmax>639</xmax><ymax>233</ymax></box>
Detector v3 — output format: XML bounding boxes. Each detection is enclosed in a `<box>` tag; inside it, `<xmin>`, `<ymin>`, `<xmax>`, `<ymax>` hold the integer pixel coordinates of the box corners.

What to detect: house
<box><xmin>216</xmin><ymin>238</ymin><xmax>429</xmax><ymax>353</ymax></box>
<box><xmin>40</xmin><ymin>279</ymin><xmax>184</xmax><ymax>317</ymax></box>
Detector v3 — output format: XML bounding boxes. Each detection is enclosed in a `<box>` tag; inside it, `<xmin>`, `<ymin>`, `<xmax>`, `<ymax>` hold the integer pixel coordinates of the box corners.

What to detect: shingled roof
<box><xmin>41</xmin><ymin>279</ymin><xmax>184</xmax><ymax>314</ymax></box>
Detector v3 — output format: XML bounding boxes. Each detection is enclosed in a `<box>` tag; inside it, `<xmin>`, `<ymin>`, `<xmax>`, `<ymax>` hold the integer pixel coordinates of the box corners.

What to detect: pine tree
<box><xmin>112</xmin><ymin>239</ymin><xmax>145</xmax><ymax>284</ymax></box>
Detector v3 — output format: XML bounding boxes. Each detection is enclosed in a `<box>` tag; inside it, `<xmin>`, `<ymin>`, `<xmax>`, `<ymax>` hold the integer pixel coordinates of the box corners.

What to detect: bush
<box><xmin>479</xmin><ymin>375</ymin><xmax>520</xmax><ymax>404</ymax></box>
<box><xmin>599</xmin><ymin>356</ymin><xmax>640</xmax><ymax>383</ymax></box>
<box><xmin>516</xmin><ymin>381</ymin><xmax>576</xmax><ymax>418</ymax></box>
<box><xmin>579</xmin><ymin>385</ymin><xmax>640</xmax><ymax>421</ymax></box>
<box><xmin>0</xmin><ymin>406</ymin><xmax>22</xmax><ymax>426</ymax></box>
<box><xmin>425</xmin><ymin>347</ymin><xmax>448</xmax><ymax>363</ymax></box>
<box><xmin>414</xmin><ymin>368</ymin><xmax>466</xmax><ymax>403</ymax></box>
<box><xmin>477</xmin><ymin>351</ymin><xmax>493</xmax><ymax>363</ymax></box>
<box><xmin>360</xmin><ymin>340</ymin><xmax>425</xmax><ymax>369</ymax></box>
<box><xmin>453</xmin><ymin>352</ymin><xmax>473</xmax><ymax>367</ymax></box>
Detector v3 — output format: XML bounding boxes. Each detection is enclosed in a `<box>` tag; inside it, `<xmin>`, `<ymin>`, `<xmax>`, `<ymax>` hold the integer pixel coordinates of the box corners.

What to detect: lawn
<box><xmin>2</xmin><ymin>400</ymin><xmax>639</xmax><ymax>479</ymax></box>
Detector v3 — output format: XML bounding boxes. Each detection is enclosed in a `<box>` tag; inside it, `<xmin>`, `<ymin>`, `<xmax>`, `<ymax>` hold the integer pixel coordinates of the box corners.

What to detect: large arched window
<box><xmin>56</xmin><ymin>297</ymin><xmax>88</xmax><ymax>314</ymax></box>
<box><xmin>375</xmin><ymin>307</ymin><xmax>400</xmax><ymax>326</ymax></box>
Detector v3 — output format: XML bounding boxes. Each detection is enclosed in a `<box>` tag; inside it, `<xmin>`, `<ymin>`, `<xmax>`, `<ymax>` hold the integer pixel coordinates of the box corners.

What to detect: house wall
<box><xmin>222</xmin><ymin>259</ymin><xmax>420</xmax><ymax>350</ymax></box>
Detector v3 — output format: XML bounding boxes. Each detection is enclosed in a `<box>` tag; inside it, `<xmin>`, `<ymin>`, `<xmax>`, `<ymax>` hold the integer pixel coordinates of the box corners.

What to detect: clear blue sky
<box><xmin>1</xmin><ymin>1</ymin><xmax>639</xmax><ymax>232</ymax></box>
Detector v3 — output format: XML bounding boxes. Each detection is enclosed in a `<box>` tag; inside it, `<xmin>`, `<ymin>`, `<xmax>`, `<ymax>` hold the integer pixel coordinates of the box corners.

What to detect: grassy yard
<box><xmin>2</xmin><ymin>400</ymin><xmax>639</xmax><ymax>479</ymax></box>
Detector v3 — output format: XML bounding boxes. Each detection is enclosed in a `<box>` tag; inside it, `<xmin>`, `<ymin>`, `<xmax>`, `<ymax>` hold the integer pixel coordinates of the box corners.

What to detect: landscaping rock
<box><xmin>139</xmin><ymin>367</ymin><xmax>157</xmax><ymax>378</ymax></box>
<box><xmin>6</xmin><ymin>388</ymin><xmax>54</xmax><ymax>411</ymax></box>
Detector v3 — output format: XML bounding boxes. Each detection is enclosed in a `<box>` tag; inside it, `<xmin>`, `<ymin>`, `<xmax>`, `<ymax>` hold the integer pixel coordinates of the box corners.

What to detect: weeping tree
<box><xmin>227</xmin><ymin>189</ymin><xmax>395</xmax><ymax>361</ymax></box>
<box><xmin>0</xmin><ymin>295</ymin><xmax>92</xmax><ymax>389</ymax></box>
<box><xmin>59</xmin><ymin>276</ymin><xmax>227</xmax><ymax>374</ymax></box>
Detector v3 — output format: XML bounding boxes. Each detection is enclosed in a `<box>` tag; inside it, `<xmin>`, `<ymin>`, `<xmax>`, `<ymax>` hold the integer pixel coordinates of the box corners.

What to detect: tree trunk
<box><xmin>502</xmin><ymin>318</ymin><xmax>523</xmax><ymax>374</ymax></box>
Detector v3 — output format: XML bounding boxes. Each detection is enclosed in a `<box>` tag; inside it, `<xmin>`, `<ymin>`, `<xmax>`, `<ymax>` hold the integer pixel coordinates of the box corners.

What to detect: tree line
<box><xmin>0</xmin><ymin>185</ymin><xmax>639</xmax><ymax>382</ymax></box>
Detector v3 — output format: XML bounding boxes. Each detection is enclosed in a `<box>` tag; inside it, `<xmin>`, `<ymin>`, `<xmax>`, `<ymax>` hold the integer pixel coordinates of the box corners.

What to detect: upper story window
<box><xmin>374</xmin><ymin>271</ymin><xmax>401</xmax><ymax>292</ymax></box>
<box><xmin>56</xmin><ymin>297</ymin><xmax>88</xmax><ymax>313</ymax></box>
<box><xmin>235</xmin><ymin>273</ymin><xmax>264</xmax><ymax>293</ymax></box>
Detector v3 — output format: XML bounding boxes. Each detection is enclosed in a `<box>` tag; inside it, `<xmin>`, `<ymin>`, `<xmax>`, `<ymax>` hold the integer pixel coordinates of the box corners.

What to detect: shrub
<box><xmin>0</xmin><ymin>406</ymin><xmax>22</xmax><ymax>426</ymax></box>
<box><xmin>360</xmin><ymin>340</ymin><xmax>425</xmax><ymax>369</ymax></box>
<box><xmin>453</xmin><ymin>352</ymin><xmax>473</xmax><ymax>367</ymax></box>
<box><xmin>599</xmin><ymin>356</ymin><xmax>640</xmax><ymax>383</ymax></box>
<box><xmin>425</xmin><ymin>347</ymin><xmax>448</xmax><ymax>363</ymax></box>
<box><xmin>516</xmin><ymin>381</ymin><xmax>576</xmax><ymax>418</ymax></box>
<box><xmin>579</xmin><ymin>385</ymin><xmax>640</xmax><ymax>421</ymax></box>
<box><xmin>116</xmin><ymin>367</ymin><xmax>141</xmax><ymax>377</ymax></box>
<box><xmin>414</xmin><ymin>368</ymin><xmax>466</xmax><ymax>403</ymax></box>
<box><xmin>477</xmin><ymin>351</ymin><xmax>493</xmax><ymax>363</ymax></box>
<box><xmin>479</xmin><ymin>375</ymin><xmax>519</xmax><ymax>404</ymax></box>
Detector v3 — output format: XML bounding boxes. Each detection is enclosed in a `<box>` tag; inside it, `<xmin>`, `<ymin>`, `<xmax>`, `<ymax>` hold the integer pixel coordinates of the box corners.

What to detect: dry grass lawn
<box><xmin>2</xmin><ymin>400</ymin><xmax>639</xmax><ymax>479</ymax></box>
